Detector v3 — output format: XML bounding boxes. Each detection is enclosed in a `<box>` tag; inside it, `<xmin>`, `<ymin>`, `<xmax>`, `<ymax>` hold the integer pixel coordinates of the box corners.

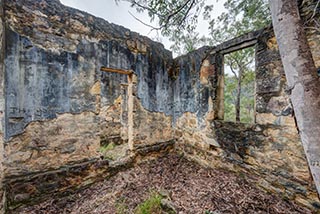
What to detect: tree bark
<box><xmin>0</xmin><ymin>0</ymin><xmax>5</xmax><ymax>212</ymax></box>
<box><xmin>269</xmin><ymin>0</ymin><xmax>320</xmax><ymax>195</ymax></box>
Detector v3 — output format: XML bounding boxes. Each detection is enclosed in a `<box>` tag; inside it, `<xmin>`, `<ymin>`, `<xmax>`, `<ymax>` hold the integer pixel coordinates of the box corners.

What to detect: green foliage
<box><xmin>170</xmin><ymin>29</ymin><xmax>208</xmax><ymax>56</ymax></box>
<box><xmin>207</xmin><ymin>0</ymin><xmax>271</xmax><ymax>44</ymax></box>
<box><xmin>121</xmin><ymin>0</ymin><xmax>270</xmax><ymax>55</ymax></box>
<box><xmin>119</xmin><ymin>0</ymin><xmax>205</xmax><ymax>36</ymax></box>
<box><xmin>224</xmin><ymin>73</ymin><xmax>255</xmax><ymax>123</ymax></box>
<box><xmin>99</xmin><ymin>142</ymin><xmax>116</xmax><ymax>160</ymax></box>
<box><xmin>99</xmin><ymin>142</ymin><xmax>116</xmax><ymax>154</ymax></box>
<box><xmin>134</xmin><ymin>192</ymin><xmax>163</xmax><ymax>214</ymax></box>
<box><xmin>224</xmin><ymin>48</ymin><xmax>255</xmax><ymax>123</ymax></box>
<box><xmin>224</xmin><ymin>74</ymin><xmax>237</xmax><ymax>122</ymax></box>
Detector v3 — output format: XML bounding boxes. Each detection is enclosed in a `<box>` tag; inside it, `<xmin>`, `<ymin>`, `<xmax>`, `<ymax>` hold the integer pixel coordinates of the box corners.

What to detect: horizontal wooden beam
<box><xmin>219</xmin><ymin>39</ymin><xmax>257</xmax><ymax>55</ymax></box>
<box><xmin>210</xmin><ymin>28</ymin><xmax>264</xmax><ymax>55</ymax></box>
<box><xmin>100</xmin><ymin>66</ymin><xmax>133</xmax><ymax>75</ymax></box>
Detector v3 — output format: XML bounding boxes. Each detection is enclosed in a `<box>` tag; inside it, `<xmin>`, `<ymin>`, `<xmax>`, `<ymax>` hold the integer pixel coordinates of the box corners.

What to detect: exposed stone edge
<box><xmin>4</xmin><ymin>140</ymin><xmax>175</xmax><ymax>211</ymax></box>
<box><xmin>135</xmin><ymin>140</ymin><xmax>175</xmax><ymax>156</ymax></box>
<box><xmin>0</xmin><ymin>0</ymin><xmax>6</xmax><ymax>212</ymax></box>
<box><xmin>5</xmin><ymin>0</ymin><xmax>172</xmax><ymax>58</ymax></box>
<box><xmin>4</xmin><ymin>109</ymin><xmax>98</xmax><ymax>142</ymax></box>
<box><xmin>175</xmin><ymin>141</ymin><xmax>320</xmax><ymax>211</ymax></box>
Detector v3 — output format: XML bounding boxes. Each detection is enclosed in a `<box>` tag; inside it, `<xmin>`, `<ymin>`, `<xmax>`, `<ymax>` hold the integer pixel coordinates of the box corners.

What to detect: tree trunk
<box><xmin>269</xmin><ymin>0</ymin><xmax>320</xmax><ymax>195</ymax></box>
<box><xmin>0</xmin><ymin>0</ymin><xmax>5</xmax><ymax>212</ymax></box>
<box><xmin>235</xmin><ymin>69</ymin><xmax>242</xmax><ymax>122</ymax></box>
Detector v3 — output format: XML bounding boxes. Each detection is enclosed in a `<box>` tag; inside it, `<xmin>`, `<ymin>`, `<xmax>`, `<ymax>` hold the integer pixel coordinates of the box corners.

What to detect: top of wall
<box><xmin>5</xmin><ymin>0</ymin><xmax>172</xmax><ymax>59</ymax></box>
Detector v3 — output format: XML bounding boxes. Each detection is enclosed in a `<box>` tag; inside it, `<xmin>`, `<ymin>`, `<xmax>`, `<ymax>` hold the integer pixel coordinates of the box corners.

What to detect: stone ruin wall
<box><xmin>1</xmin><ymin>0</ymin><xmax>178</xmax><ymax>210</ymax></box>
<box><xmin>0</xmin><ymin>0</ymin><xmax>320</xmax><ymax>212</ymax></box>
<box><xmin>173</xmin><ymin>0</ymin><xmax>320</xmax><ymax>210</ymax></box>
<box><xmin>174</xmin><ymin>28</ymin><xmax>319</xmax><ymax>209</ymax></box>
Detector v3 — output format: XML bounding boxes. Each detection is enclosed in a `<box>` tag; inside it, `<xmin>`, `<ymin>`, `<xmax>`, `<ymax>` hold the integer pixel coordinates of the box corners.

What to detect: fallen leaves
<box><xmin>14</xmin><ymin>154</ymin><xmax>311</xmax><ymax>214</ymax></box>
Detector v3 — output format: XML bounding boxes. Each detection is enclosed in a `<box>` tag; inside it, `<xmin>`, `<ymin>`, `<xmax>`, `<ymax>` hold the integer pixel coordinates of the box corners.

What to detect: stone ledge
<box><xmin>175</xmin><ymin>133</ymin><xmax>320</xmax><ymax>212</ymax></box>
<box><xmin>4</xmin><ymin>157</ymin><xmax>131</xmax><ymax>210</ymax></box>
<box><xmin>4</xmin><ymin>140</ymin><xmax>175</xmax><ymax>212</ymax></box>
<box><xmin>135</xmin><ymin>140</ymin><xmax>175</xmax><ymax>156</ymax></box>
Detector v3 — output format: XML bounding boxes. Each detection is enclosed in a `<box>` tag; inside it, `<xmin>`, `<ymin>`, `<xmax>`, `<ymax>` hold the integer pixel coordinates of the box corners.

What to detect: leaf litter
<box><xmin>15</xmin><ymin>154</ymin><xmax>312</xmax><ymax>214</ymax></box>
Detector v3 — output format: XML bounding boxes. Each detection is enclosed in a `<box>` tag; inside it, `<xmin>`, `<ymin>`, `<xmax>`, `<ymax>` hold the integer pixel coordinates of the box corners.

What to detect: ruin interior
<box><xmin>0</xmin><ymin>0</ymin><xmax>320</xmax><ymax>213</ymax></box>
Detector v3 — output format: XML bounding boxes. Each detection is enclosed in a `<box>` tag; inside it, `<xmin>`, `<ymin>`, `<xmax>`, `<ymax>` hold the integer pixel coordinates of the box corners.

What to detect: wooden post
<box><xmin>100</xmin><ymin>66</ymin><xmax>133</xmax><ymax>75</ymax></box>
<box><xmin>100</xmin><ymin>67</ymin><xmax>135</xmax><ymax>151</ymax></box>
<box><xmin>127</xmin><ymin>74</ymin><xmax>134</xmax><ymax>151</ymax></box>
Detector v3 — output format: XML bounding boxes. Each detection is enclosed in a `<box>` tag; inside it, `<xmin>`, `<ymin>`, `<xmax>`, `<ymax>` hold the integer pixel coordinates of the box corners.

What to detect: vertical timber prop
<box><xmin>127</xmin><ymin>74</ymin><xmax>134</xmax><ymax>151</ymax></box>
<box><xmin>100</xmin><ymin>67</ymin><xmax>135</xmax><ymax>151</ymax></box>
<box><xmin>269</xmin><ymin>0</ymin><xmax>320</xmax><ymax>196</ymax></box>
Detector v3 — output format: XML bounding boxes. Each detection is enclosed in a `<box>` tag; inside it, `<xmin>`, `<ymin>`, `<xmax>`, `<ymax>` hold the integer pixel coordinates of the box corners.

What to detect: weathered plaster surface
<box><xmin>4</xmin><ymin>112</ymin><xmax>100</xmax><ymax>177</ymax></box>
<box><xmin>5</xmin><ymin>29</ymin><xmax>99</xmax><ymax>138</ymax></box>
<box><xmin>1</xmin><ymin>0</ymin><xmax>320</xmax><ymax>212</ymax></box>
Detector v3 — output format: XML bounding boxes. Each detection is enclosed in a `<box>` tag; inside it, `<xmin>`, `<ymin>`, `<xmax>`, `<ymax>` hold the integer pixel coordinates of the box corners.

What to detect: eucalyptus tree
<box><xmin>206</xmin><ymin>0</ymin><xmax>270</xmax><ymax>44</ymax></box>
<box><xmin>270</xmin><ymin>0</ymin><xmax>320</xmax><ymax>196</ymax></box>
<box><xmin>224</xmin><ymin>48</ymin><xmax>255</xmax><ymax>122</ymax></box>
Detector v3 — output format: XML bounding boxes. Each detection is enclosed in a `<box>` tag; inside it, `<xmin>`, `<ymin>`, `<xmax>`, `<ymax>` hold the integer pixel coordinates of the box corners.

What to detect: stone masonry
<box><xmin>1</xmin><ymin>0</ymin><xmax>320</xmax><ymax>213</ymax></box>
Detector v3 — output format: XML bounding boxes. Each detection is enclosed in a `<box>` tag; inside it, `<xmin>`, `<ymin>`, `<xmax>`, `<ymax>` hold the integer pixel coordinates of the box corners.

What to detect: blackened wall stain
<box><xmin>4</xmin><ymin>0</ymin><xmax>218</xmax><ymax>139</ymax></box>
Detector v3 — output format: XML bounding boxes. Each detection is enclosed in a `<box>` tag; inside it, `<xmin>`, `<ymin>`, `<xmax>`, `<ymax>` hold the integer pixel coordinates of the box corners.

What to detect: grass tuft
<box><xmin>134</xmin><ymin>192</ymin><xmax>163</xmax><ymax>214</ymax></box>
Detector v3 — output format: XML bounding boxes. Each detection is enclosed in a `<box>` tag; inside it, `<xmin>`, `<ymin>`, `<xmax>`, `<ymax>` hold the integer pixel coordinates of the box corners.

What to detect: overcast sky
<box><xmin>60</xmin><ymin>0</ymin><xmax>226</xmax><ymax>52</ymax></box>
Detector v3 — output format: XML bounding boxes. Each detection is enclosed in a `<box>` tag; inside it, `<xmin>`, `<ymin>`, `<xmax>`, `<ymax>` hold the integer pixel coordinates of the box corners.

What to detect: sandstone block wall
<box><xmin>2</xmin><ymin>0</ymin><xmax>176</xmax><ymax>209</ymax></box>
<box><xmin>174</xmin><ymin>1</ymin><xmax>320</xmax><ymax>210</ymax></box>
<box><xmin>255</xmin><ymin>30</ymin><xmax>294</xmax><ymax>126</ymax></box>
<box><xmin>1</xmin><ymin>0</ymin><xmax>320</xmax><ymax>212</ymax></box>
<box><xmin>3</xmin><ymin>0</ymin><xmax>175</xmax><ymax>173</ymax></box>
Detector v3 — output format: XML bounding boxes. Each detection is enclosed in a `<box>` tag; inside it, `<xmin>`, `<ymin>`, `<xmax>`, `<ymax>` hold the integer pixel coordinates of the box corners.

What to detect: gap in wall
<box><xmin>223</xmin><ymin>47</ymin><xmax>256</xmax><ymax>123</ymax></box>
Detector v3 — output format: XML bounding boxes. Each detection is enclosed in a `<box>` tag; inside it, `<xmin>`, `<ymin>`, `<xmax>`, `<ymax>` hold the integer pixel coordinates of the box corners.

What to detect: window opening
<box><xmin>223</xmin><ymin>47</ymin><xmax>255</xmax><ymax>123</ymax></box>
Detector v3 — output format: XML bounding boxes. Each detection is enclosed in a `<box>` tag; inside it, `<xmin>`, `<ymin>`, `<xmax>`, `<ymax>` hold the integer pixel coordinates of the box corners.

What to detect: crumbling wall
<box><xmin>175</xmin><ymin>2</ymin><xmax>320</xmax><ymax>210</ymax></box>
<box><xmin>173</xmin><ymin>48</ymin><xmax>221</xmax><ymax>153</ymax></box>
<box><xmin>251</xmin><ymin>28</ymin><xmax>320</xmax><ymax>207</ymax></box>
<box><xmin>4</xmin><ymin>29</ymin><xmax>101</xmax><ymax>175</ymax></box>
<box><xmin>1</xmin><ymin>0</ymin><xmax>320</xmax><ymax>212</ymax></box>
<box><xmin>3</xmin><ymin>0</ymin><xmax>175</xmax><ymax>170</ymax></box>
<box><xmin>255</xmin><ymin>29</ymin><xmax>294</xmax><ymax>126</ymax></box>
<box><xmin>2</xmin><ymin>0</ymin><xmax>175</xmax><ymax>209</ymax></box>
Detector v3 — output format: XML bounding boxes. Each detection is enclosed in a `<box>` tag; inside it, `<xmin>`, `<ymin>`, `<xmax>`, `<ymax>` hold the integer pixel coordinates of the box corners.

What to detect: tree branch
<box><xmin>177</xmin><ymin>0</ymin><xmax>196</xmax><ymax>26</ymax></box>
<box><xmin>128</xmin><ymin>11</ymin><xmax>161</xmax><ymax>31</ymax></box>
<box><xmin>162</xmin><ymin>0</ymin><xmax>194</xmax><ymax>29</ymax></box>
<box><xmin>126</xmin><ymin>0</ymin><xmax>196</xmax><ymax>30</ymax></box>
<box><xmin>125</xmin><ymin>0</ymin><xmax>163</xmax><ymax>18</ymax></box>
<box><xmin>229</xmin><ymin>61</ymin><xmax>239</xmax><ymax>79</ymax></box>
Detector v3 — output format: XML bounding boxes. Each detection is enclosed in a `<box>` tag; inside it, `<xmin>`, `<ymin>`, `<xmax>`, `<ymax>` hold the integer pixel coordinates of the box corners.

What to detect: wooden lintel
<box><xmin>100</xmin><ymin>66</ymin><xmax>133</xmax><ymax>75</ymax></box>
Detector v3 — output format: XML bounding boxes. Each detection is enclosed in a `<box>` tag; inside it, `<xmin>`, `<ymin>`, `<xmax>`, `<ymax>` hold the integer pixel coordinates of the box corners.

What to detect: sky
<box><xmin>60</xmin><ymin>0</ymin><xmax>226</xmax><ymax>53</ymax></box>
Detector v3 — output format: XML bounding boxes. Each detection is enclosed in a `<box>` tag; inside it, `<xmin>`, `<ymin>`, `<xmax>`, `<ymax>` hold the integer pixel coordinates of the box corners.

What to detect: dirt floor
<box><xmin>15</xmin><ymin>154</ymin><xmax>312</xmax><ymax>214</ymax></box>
